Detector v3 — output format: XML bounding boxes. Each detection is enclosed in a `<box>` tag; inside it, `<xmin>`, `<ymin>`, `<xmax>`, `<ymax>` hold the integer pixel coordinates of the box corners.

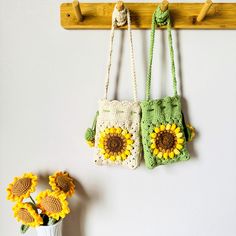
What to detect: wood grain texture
<box><xmin>60</xmin><ymin>2</ymin><xmax>236</xmax><ymax>29</ymax></box>
<box><xmin>197</xmin><ymin>0</ymin><xmax>213</xmax><ymax>22</ymax></box>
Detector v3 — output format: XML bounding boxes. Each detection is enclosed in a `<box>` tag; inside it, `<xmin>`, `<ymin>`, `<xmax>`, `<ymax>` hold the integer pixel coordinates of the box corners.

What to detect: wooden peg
<box><xmin>72</xmin><ymin>0</ymin><xmax>83</xmax><ymax>22</ymax></box>
<box><xmin>197</xmin><ymin>0</ymin><xmax>213</xmax><ymax>22</ymax></box>
<box><xmin>160</xmin><ymin>0</ymin><xmax>169</xmax><ymax>12</ymax></box>
<box><xmin>116</xmin><ymin>1</ymin><xmax>125</xmax><ymax>11</ymax></box>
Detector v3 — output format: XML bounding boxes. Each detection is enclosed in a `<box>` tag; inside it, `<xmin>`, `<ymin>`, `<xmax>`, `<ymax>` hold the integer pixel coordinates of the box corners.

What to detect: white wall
<box><xmin>1</xmin><ymin>0</ymin><xmax>236</xmax><ymax>236</ymax></box>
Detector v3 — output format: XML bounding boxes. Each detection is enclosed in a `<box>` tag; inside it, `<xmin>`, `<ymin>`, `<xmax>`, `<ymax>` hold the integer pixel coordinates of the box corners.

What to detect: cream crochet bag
<box><xmin>86</xmin><ymin>8</ymin><xmax>141</xmax><ymax>169</ymax></box>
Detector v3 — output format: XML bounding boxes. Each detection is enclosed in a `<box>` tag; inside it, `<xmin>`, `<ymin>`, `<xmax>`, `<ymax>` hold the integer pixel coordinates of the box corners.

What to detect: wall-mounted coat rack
<box><xmin>60</xmin><ymin>0</ymin><xmax>236</xmax><ymax>29</ymax></box>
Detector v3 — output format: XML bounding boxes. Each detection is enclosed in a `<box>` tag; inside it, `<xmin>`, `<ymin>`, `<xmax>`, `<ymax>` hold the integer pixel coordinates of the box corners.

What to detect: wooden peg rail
<box><xmin>60</xmin><ymin>2</ymin><xmax>236</xmax><ymax>29</ymax></box>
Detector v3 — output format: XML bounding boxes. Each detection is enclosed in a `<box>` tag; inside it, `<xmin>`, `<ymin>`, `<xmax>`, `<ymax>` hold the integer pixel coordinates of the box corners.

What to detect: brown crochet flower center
<box><xmin>156</xmin><ymin>131</ymin><xmax>176</xmax><ymax>151</ymax></box>
<box><xmin>17</xmin><ymin>208</ymin><xmax>34</xmax><ymax>223</ymax></box>
<box><xmin>12</xmin><ymin>178</ymin><xmax>32</xmax><ymax>196</ymax></box>
<box><xmin>56</xmin><ymin>176</ymin><xmax>71</xmax><ymax>193</ymax></box>
<box><xmin>105</xmin><ymin>134</ymin><xmax>126</xmax><ymax>153</ymax></box>
<box><xmin>40</xmin><ymin>196</ymin><xmax>62</xmax><ymax>213</ymax></box>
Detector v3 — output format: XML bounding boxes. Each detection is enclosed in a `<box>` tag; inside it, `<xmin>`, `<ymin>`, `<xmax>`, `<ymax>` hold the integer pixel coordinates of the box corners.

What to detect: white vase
<box><xmin>36</xmin><ymin>219</ymin><xmax>63</xmax><ymax>236</ymax></box>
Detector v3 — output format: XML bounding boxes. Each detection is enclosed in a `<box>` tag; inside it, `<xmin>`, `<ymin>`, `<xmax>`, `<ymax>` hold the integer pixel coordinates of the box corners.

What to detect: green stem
<box><xmin>29</xmin><ymin>195</ymin><xmax>36</xmax><ymax>205</ymax></box>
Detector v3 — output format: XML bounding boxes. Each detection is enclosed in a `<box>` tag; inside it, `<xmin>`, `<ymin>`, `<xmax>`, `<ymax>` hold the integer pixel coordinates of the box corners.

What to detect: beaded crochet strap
<box><xmin>103</xmin><ymin>7</ymin><xmax>137</xmax><ymax>102</ymax></box>
<box><xmin>146</xmin><ymin>6</ymin><xmax>177</xmax><ymax>101</ymax></box>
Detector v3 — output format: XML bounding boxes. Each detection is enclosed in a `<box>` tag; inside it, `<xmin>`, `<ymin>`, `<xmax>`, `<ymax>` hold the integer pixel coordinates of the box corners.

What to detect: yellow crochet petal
<box><xmin>176</xmin><ymin>144</ymin><xmax>183</xmax><ymax>150</ymax></box>
<box><xmin>116</xmin><ymin>127</ymin><xmax>122</xmax><ymax>134</ymax></box>
<box><xmin>174</xmin><ymin>149</ymin><xmax>180</xmax><ymax>155</ymax></box>
<box><xmin>150</xmin><ymin>133</ymin><xmax>157</xmax><ymax>138</ymax></box>
<box><xmin>125</xmin><ymin>150</ymin><xmax>131</xmax><ymax>156</ymax></box>
<box><xmin>177</xmin><ymin>138</ymin><xmax>184</xmax><ymax>144</ymax></box>
<box><xmin>169</xmin><ymin>152</ymin><xmax>175</xmax><ymax>159</ymax></box>
<box><xmin>87</xmin><ymin>141</ymin><xmax>94</xmax><ymax>147</ymax></box>
<box><xmin>171</xmin><ymin>124</ymin><xmax>176</xmax><ymax>131</ymax></box>
<box><xmin>176</xmin><ymin>133</ymin><xmax>183</xmax><ymax>138</ymax></box>
<box><xmin>151</xmin><ymin>143</ymin><xmax>156</xmax><ymax>149</ymax></box>
<box><xmin>105</xmin><ymin>128</ymin><xmax>110</xmax><ymax>134</ymax></box>
<box><xmin>121</xmin><ymin>153</ymin><xmax>127</xmax><ymax>160</ymax></box>
<box><xmin>157</xmin><ymin>152</ymin><xmax>163</xmax><ymax>158</ymax></box>
<box><xmin>121</xmin><ymin>129</ymin><xmax>128</xmax><ymax>135</ymax></box>
<box><xmin>104</xmin><ymin>154</ymin><xmax>109</xmax><ymax>159</ymax></box>
<box><xmin>98</xmin><ymin>143</ymin><xmax>104</xmax><ymax>148</ymax></box>
<box><xmin>163</xmin><ymin>153</ymin><xmax>168</xmax><ymax>159</ymax></box>
<box><xmin>175</xmin><ymin>127</ymin><xmax>181</xmax><ymax>134</ymax></box>
<box><xmin>160</xmin><ymin>124</ymin><xmax>166</xmax><ymax>131</ymax></box>
<box><xmin>100</xmin><ymin>149</ymin><xmax>105</xmax><ymax>154</ymax></box>
<box><xmin>154</xmin><ymin>127</ymin><xmax>160</xmax><ymax>133</ymax></box>
<box><xmin>110</xmin><ymin>156</ymin><xmax>116</xmax><ymax>162</ymax></box>
<box><xmin>127</xmin><ymin>145</ymin><xmax>132</xmax><ymax>150</ymax></box>
<box><xmin>125</xmin><ymin>133</ymin><xmax>131</xmax><ymax>139</ymax></box>
<box><xmin>127</xmin><ymin>139</ymin><xmax>134</xmax><ymax>145</ymax></box>
<box><xmin>166</xmin><ymin>124</ymin><xmax>171</xmax><ymax>130</ymax></box>
<box><xmin>110</xmin><ymin>127</ymin><xmax>116</xmax><ymax>133</ymax></box>
<box><xmin>153</xmin><ymin>149</ymin><xmax>159</xmax><ymax>156</ymax></box>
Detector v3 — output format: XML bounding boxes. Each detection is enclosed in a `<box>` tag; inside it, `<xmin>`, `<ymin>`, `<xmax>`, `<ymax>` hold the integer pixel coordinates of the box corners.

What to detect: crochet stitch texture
<box><xmin>94</xmin><ymin>7</ymin><xmax>141</xmax><ymax>169</ymax></box>
<box><xmin>141</xmin><ymin>7</ymin><xmax>190</xmax><ymax>169</ymax></box>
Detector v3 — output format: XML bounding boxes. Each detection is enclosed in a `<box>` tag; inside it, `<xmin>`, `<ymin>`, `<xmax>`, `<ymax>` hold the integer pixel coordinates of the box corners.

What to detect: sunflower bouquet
<box><xmin>6</xmin><ymin>171</ymin><xmax>75</xmax><ymax>234</ymax></box>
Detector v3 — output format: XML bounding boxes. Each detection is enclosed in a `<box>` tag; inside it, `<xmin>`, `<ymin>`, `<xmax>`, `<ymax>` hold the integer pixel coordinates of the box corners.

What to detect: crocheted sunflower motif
<box><xmin>49</xmin><ymin>171</ymin><xmax>75</xmax><ymax>197</ymax></box>
<box><xmin>13</xmin><ymin>202</ymin><xmax>43</xmax><ymax>227</ymax></box>
<box><xmin>7</xmin><ymin>173</ymin><xmax>37</xmax><ymax>202</ymax></box>
<box><xmin>98</xmin><ymin>127</ymin><xmax>134</xmax><ymax>162</ymax></box>
<box><xmin>150</xmin><ymin>124</ymin><xmax>184</xmax><ymax>159</ymax></box>
<box><xmin>36</xmin><ymin>190</ymin><xmax>69</xmax><ymax>220</ymax></box>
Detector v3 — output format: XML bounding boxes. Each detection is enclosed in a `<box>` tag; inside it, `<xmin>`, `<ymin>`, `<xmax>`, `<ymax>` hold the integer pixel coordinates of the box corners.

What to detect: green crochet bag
<box><xmin>141</xmin><ymin>7</ymin><xmax>193</xmax><ymax>169</ymax></box>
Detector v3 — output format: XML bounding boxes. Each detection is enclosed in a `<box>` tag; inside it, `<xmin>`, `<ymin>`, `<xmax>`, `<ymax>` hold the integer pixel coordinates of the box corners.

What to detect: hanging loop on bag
<box><xmin>104</xmin><ymin>4</ymin><xmax>137</xmax><ymax>102</ymax></box>
<box><xmin>112</xmin><ymin>2</ymin><xmax>127</xmax><ymax>27</ymax></box>
<box><xmin>146</xmin><ymin>6</ymin><xmax>177</xmax><ymax>101</ymax></box>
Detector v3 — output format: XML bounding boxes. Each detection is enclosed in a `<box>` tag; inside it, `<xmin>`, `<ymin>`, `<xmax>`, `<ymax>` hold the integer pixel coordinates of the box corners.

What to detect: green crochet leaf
<box><xmin>20</xmin><ymin>224</ymin><xmax>30</xmax><ymax>234</ymax></box>
<box><xmin>85</xmin><ymin>128</ymin><xmax>95</xmax><ymax>141</ymax></box>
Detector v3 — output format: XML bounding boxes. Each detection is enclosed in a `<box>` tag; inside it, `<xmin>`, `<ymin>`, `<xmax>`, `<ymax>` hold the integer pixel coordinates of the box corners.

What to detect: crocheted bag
<box><xmin>85</xmin><ymin>7</ymin><xmax>141</xmax><ymax>169</ymax></box>
<box><xmin>141</xmin><ymin>7</ymin><xmax>192</xmax><ymax>169</ymax></box>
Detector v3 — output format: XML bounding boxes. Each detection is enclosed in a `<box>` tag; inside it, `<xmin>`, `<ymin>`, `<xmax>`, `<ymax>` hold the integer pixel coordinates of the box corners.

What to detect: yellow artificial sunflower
<box><xmin>98</xmin><ymin>127</ymin><xmax>134</xmax><ymax>162</ymax></box>
<box><xmin>6</xmin><ymin>173</ymin><xmax>37</xmax><ymax>202</ymax></box>
<box><xmin>87</xmin><ymin>140</ymin><xmax>95</xmax><ymax>147</ymax></box>
<box><xmin>49</xmin><ymin>172</ymin><xmax>75</xmax><ymax>197</ymax></box>
<box><xmin>150</xmin><ymin>124</ymin><xmax>185</xmax><ymax>160</ymax></box>
<box><xmin>13</xmin><ymin>202</ymin><xmax>43</xmax><ymax>227</ymax></box>
<box><xmin>36</xmin><ymin>190</ymin><xmax>70</xmax><ymax>220</ymax></box>
<box><xmin>187</xmin><ymin>124</ymin><xmax>196</xmax><ymax>142</ymax></box>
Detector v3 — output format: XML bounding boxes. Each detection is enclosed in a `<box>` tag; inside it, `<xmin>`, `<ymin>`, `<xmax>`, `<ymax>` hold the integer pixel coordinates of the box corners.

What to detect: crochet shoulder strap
<box><xmin>103</xmin><ymin>8</ymin><xmax>137</xmax><ymax>102</ymax></box>
<box><xmin>145</xmin><ymin>6</ymin><xmax>177</xmax><ymax>101</ymax></box>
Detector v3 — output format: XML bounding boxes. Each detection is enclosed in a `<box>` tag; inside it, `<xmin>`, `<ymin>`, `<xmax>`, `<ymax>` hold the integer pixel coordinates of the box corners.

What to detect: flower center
<box><xmin>40</xmin><ymin>196</ymin><xmax>62</xmax><ymax>213</ymax></box>
<box><xmin>156</xmin><ymin>131</ymin><xmax>176</xmax><ymax>151</ymax></box>
<box><xmin>17</xmin><ymin>208</ymin><xmax>34</xmax><ymax>223</ymax></box>
<box><xmin>56</xmin><ymin>176</ymin><xmax>71</xmax><ymax>193</ymax></box>
<box><xmin>105</xmin><ymin>135</ymin><xmax>125</xmax><ymax>153</ymax></box>
<box><xmin>12</xmin><ymin>178</ymin><xmax>32</xmax><ymax>196</ymax></box>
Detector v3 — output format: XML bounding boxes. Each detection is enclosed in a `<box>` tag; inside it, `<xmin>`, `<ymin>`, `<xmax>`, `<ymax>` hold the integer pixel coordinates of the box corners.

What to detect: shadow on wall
<box><xmin>175</xmin><ymin>31</ymin><xmax>198</xmax><ymax>158</ymax></box>
<box><xmin>38</xmin><ymin>172</ymin><xmax>100</xmax><ymax>236</ymax></box>
<box><xmin>62</xmin><ymin>177</ymin><xmax>100</xmax><ymax>236</ymax></box>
